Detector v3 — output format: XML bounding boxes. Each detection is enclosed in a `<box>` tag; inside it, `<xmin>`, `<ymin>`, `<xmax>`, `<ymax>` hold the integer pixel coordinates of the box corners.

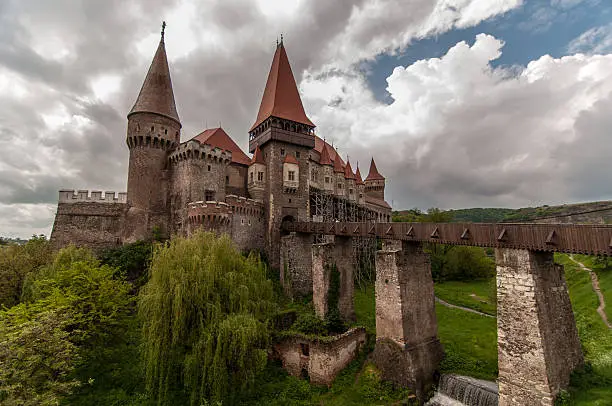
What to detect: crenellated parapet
<box><xmin>187</xmin><ymin>201</ymin><xmax>232</xmax><ymax>226</ymax></box>
<box><xmin>169</xmin><ymin>140</ymin><xmax>232</xmax><ymax>165</ymax></box>
<box><xmin>58</xmin><ymin>190</ymin><xmax>127</xmax><ymax>204</ymax></box>
<box><xmin>225</xmin><ymin>194</ymin><xmax>265</xmax><ymax>217</ymax></box>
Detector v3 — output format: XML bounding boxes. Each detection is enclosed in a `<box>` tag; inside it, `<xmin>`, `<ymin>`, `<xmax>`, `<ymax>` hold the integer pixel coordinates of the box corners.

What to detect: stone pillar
<box><xmin>496</xmin><ymin>249</ymin><xmax>583</xmax><ymax>406</ymax></box>
<box><xmin>372</xmin><ymin>241</ymin><xmax>443</xmax><ymax>398</ymax></box>
<box><xmin>312</xmin><ymin>237</ymin><xmax>355</xmax><ymax>321</ymax></box>
<box><xmin>280</xmin><ymin>232</ymin><xmax>313</xmax><ymax>298</ymax></box>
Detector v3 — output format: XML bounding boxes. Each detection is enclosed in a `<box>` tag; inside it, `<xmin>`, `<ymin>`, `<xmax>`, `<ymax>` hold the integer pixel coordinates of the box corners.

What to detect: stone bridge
<box><xmin>280</xmin><ymin>221</ymin><xmax>612</xmax><ymax>405</ymax></box>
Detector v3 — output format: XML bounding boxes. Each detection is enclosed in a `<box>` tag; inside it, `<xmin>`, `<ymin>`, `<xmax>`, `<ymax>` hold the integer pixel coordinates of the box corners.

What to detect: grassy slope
<box><xmin>570</xmin><ymin>254</ymin><xmax>612</xmax><ymax>322</ymax></box>
<box><xmin>434</xmin><ymin>279</ymin><xmax>497</xmax><ymax>315</ymax></box>
<box><xmin>555</xmin><ymin>254</ymin><xmax>612</xmax><ymax>404</ymax></box>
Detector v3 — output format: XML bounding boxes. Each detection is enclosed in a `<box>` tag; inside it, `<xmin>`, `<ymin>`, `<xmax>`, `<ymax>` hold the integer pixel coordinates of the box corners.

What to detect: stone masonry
<box><xmin>371</xmin><ymin>241</ymin><xmax>444</xmax><ymax>398</ymax></box>
<box><xmin>311</xmin><ymin>237</ymin><xmax>355</xmax><ymax>321</ymax></box>
<box><xmin>496</xmin><ymin>248</ymin><xmax>583</xmax><ymax>406</ymax></box>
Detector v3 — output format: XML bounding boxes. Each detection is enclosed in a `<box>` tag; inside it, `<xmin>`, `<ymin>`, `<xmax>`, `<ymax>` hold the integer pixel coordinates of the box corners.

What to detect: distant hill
<box><xmin>393</xmin><ymin>201</ymin><xmax>612</xmax><ymax>224</ymax></box>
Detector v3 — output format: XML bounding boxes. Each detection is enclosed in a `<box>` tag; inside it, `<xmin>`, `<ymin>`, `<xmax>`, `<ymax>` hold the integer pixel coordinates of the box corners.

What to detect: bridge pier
<box><xmin>496</xmin><ymin>248</ymin><xmax>583</xmax><ymax>406</ymax></box>
<box><xmin>280</xmin><ymin>232</ymin><xmax>313</xmax><ymax>297</ymax></box>
<box><xmin>372</xmin><ymin>241</ymin><xmax>443</xmax><ymax>397</ymax></box>
<box><xmin>312</xmin><ymin>237</ymin><xmax>355</xmax><ymax>321</ymax></box>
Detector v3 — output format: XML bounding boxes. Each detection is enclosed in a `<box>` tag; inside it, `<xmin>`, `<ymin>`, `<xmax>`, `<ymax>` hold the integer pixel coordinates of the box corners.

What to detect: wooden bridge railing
<box><xmin>282</xmin><ymin>221</ymin><xmax>612</xmax><ymax>256</ymax></box>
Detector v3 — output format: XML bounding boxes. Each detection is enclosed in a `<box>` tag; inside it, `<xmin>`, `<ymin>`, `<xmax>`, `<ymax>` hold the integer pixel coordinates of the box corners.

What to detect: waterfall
<box><xmin>426</xmin><ymin>374</ymin><xmax>498</xmax><ymax>406</ymax></box>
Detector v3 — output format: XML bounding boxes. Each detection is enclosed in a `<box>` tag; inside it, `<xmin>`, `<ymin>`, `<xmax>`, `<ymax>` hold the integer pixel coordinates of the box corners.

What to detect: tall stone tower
<box><xmin>365</xmin><ymin>158</ymin><xmax>385</xmax><ymax>201</ymax></box>
<box><xmin>248</xmin><ymin>40</ymin><xmax>315</xmax><ymax>269</ymax></box>
<box><xmin>124</xmin><ymin>25</ymin><xmax>181</xmax><ymax>242</ymax></box>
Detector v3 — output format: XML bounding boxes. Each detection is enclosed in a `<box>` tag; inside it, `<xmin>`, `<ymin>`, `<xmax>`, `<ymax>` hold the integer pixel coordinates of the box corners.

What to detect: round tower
<box><xmin>124</xmin><ymin>24</ymin><xmax>181</xmax><ymax>242</ymax></box>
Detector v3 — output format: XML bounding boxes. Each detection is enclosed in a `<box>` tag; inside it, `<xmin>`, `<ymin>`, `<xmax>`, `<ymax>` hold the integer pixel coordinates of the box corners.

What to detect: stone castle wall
<box><xmin>50</xmin><ymin>190</ymin><xmax>126</xmax><ymax>251</ymax></box>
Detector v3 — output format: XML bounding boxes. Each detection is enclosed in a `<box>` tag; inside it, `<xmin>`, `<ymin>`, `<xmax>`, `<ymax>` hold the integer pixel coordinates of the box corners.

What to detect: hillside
<box><xmin>393</xmin><ymin>201</ymin><xmax>612</xmax><ymax>224</ymax></box>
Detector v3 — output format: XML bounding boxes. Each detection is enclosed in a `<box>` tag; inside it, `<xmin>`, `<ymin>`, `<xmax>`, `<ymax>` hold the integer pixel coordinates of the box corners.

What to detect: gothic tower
<box><xmin>124</xmin><ymin>25</ymin><xmax>181</xmax><ymax>242</ymax></box>
<box><xmin>248</xmin><ymin>40</ymin><xmax>315</xmax><ymax>269</ymax></box>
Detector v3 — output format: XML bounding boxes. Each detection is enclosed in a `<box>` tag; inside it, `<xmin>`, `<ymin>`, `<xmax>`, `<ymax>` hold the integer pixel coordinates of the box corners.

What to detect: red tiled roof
<box><xmin>250</xmin><ymin>145</ymin><xmax>265</xmax><ymax>165</ymax></box>
<box><xmin>314</xmin><ymin>136</ymin><xmax>345</xmax><ymax>167</ymax></box>
<box><xmin>284</xmin><ymin>154</ymin><xmax>298</xmax><ymax>164</ymax></box>
<box><xmin>333</xmin><ymin>154</ymin><xmax>344</xmax><ymax>173</ymax></box>
<box><xmin>365</xmin><ymin>196</ymin><xmax>391</xmax><ymax>209</ymax></box>
<box><xmin>344</xmin><ymin>160</ymin><xmax>356</xmax><ymax>180</ymax></box>
<box><xmin>129</xmin><ymin>37</ymin><xmax>180</xmax><ymax>124</ymax></box>
<box><xmin>319</xmin><ymin>144</ymin><xmax>332</xmax><ymax>166</ymax></box>
<box><xmin>192</xmin><ymin>127</ymin><xmax>250</xmax><ymax>166</ymax></box>
<box><xmin>250</xmin><ymin>42</ymin><xmax>315</xmax><ymax>131</ymax></box>
<box><xmin>355</xmin><ymin>166</ymin><xmax>364</xmax><ymax>185</ymax></box>
<box><xmin>365</xmin><ymin>158</ymin><xmax>385</xmax><ymax>181</ymax></box>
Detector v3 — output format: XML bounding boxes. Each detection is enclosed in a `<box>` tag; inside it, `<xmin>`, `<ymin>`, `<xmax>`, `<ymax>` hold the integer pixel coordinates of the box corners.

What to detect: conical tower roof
<box><xmin>344</xmin><ymin>160</ymin><xmax>356</xmax><ymax>180</ymax></box>
<box><xmin>128</xmin><ymin>29</ymin><xmax>180</xmax><ymax>125</ymax></box>
<box><xmin>365</xmin><ymin>158</ymin><xmax>385</xmax><ymax>181</ymax></box>
<box><xmin>319</xmin><ymin>144</ymin><xmax>333</xmax><ymax>166</ymax></box>
<box><xmin>250</xmin><ymin>145</ymin><xmax>265</xmax><ymax>165</ymax></box>
<box><xmin>355</xmin><ymin>165</ymin><xmax>364</xmax><ymax>185</ymax></box>
<box><xmin>250</xmin><ymin>41</ymin><xmax>314</xmax><ymax>131</ymax></box>
<box><xmin>333</xmin><ymin>156</ymin><xmax>344</xmax><ymax>173</ymax></box>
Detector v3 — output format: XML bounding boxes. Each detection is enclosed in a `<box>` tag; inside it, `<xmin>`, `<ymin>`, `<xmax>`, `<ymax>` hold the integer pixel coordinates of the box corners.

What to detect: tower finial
<box><xmin>161</xmin><ymin>21</ymin><xmax>167</xmax><ymax>40</ymax></box>
<box><xmin>280</xmin><ymin>33</ymin><xmax>284</xmax><ymax>44</ymax></box>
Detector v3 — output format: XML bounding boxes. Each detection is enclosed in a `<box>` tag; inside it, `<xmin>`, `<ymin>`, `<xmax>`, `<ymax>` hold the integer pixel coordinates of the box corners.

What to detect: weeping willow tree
<box><xmin>139</xmin><ymin>231</ymin><xmax>277</xmax><ymax>405</ymax></box>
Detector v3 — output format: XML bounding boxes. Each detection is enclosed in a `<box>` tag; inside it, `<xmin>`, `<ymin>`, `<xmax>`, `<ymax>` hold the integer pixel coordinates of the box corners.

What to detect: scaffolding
<box><xmin>310</xmin><ymin>188</ymin><xmax>378</xmax><ymax>286</ymax></box>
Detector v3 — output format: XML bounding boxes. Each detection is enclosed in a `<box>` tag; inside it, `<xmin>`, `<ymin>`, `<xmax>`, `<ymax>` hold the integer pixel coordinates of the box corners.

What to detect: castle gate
<box><xmin>281</xmin><ymin>221</ymin><xmax>612</xmax><ymax>405</ymax></box>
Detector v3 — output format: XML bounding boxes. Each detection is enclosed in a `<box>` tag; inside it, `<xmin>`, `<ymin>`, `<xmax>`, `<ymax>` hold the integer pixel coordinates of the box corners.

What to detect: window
<box><xmin>349</xmin><ymin>188</ymin><xmax>354</xmax><ymax>195</ymax></box>
<box><xmin>205</xmin><ymin>190</ymin><xmax>215</xmax><ymax>201</ymax></box>
<box><xmin>257</xmin><ymin>171</ymin><xmax>264</xmax><ymax>181</ymax></box>
<box><xmin>296</xmin><ymin>151</ymin><xmax>300</xmax><ymax>158</ymax></box>
<box><xmin>207</xmin><ymin>165</ymin><xmax>211</xmax><ymax>172</ymax></box>
<box><xmin>288</xmin><ymin>171</ymin><xmax>295</xmax><ymax>181</ymax></box>
<box><xmin>325</xmin><ymin>176</ymin><xmax>330</xmax><ymax>184</ymax></box>
<box><xmin>311</xmin><ymin>170</ymin><xmax>316</xmax><ymax>181</ymax></box>
<box><xmin>151</xmin><ymin>126</ymin><xmax>154</xmax><ymax>132</ymax></box>
<box><xmin>338</xmin><ymin>183</ymin><xmax>343</xmax><ymax>189</ymax></box>
<box><xmin>250</xmin><ymin>172</ymin><xmax>254</xmax><ymax>183</ymax></box>
<box><xmin>226</xmin><ymin>176</ymin><xmax>229</xmax><ymax>184</ymax></box>
<box><xmin>280</xmin><ymin>148</ymin><xmax>285</xmax><ymax>156</ymax></box>
<box><xmin>164</xmin><ymin>129</ymin><xmax>168</xmax><ymax>135</ymax></box>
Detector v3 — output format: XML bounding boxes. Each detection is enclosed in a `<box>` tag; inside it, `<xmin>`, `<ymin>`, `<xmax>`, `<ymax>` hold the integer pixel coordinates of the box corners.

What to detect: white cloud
<box><xmin>303</xmin><ymin>34</ymin><xmax>612</xmax><ymax>209</ymax></box>
<box><xmin>568</xmin><ymin>23</ymin><xmax>612</xmax><ymax>54</ymax></box>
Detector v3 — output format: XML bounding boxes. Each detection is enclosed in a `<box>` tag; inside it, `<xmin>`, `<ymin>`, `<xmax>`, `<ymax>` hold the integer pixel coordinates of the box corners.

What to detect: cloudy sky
<box><xmin>1</xmin><ymin>0</ymin><xmax>612</xmax><ymax>237</ymax></box>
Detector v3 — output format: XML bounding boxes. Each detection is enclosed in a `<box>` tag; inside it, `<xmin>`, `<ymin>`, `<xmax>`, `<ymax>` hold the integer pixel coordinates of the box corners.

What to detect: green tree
<box><xmin>0</xmin><ymin>235</ymin><xmax>52</xmax><ymax>308</ymax></box>
<box><xmin>139</xmin><ymin>231</ymin><xmax>277</xmax><ymax>405</ymax></box>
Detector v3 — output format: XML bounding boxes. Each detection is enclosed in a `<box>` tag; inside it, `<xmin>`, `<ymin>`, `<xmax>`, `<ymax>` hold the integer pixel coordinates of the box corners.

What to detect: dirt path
<box><xmin>435</xmin><ymin>296</ymin><xmax>496</xmax><ymax>318</ymax></box>
<box><xmin>569</xmin><ymin>255</ymin><xmax>612</xmax><ymax>329</ymax></box>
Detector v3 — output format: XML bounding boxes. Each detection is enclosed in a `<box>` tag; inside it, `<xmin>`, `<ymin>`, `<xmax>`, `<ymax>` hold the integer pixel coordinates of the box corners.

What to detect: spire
<box><xmin>319</xmin><ymin>145</ymin><xmax>333</xmax><ymax>166</ymax></box>
<box><xmin>355</xmin><ymin>165</ymin><xmax>364</xmax><ymax>185</ymax></box>
<box><xmin>250</xmin><ymin>145</ymin><xmax>265</xmax><ymax>165</ymax></box>
<box><xmin>365</xmin><ymin>158</ymin><xmax>385</xmax><ymax>181</ymax></box>
<box><xmin>128</xmin><ymin>23</ymin><xmax>180</xmax><ymax>125</ymax></box>
<box><xmin>250</xmin><ymin>41</ymin><xmax>314</xmax><ymax>131</ymax></box>
<box><xmin>344</xmin><ymin>159</ymin><xmax>355</xmax><ymax>180</ymax></box>
<box><xmin>333</xmin><ymin>156</ymin><xmax>344</xmax><ymax>173</ymax></box>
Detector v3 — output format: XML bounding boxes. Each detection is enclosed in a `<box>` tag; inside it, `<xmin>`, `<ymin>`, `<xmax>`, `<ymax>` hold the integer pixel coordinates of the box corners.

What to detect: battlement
<box><xmin>169</xmin><ymin>140</ymin><xmax>232</xmax><ymax>165</ymax></box>
<box><xmin>225</xmin><ymin>194</ymin><xmax>265</xmax><ymax>216</ymax></box>
<box><xmin>187</xmin><ymin>201</ymin><xmax>232</xmax><ymax>226</ymax></box>
<box><xmin>58</xmin><ymin>190</ymin><xmax>127</xmax><ymax>204</ymax></box>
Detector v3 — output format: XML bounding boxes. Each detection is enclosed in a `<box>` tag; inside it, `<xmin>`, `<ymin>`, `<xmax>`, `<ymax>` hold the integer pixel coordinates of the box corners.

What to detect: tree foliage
<box><xmin>0</xmin><ymin>235</ymin><xmax>52</xmax><ymax>308</ymax></box>
<box><xmin>0</xmin><ymin>245</ymin><xmax>133</xmax><ymax>405</ymax></box>
<box><xmin>138</xmin><ymin>231</ymin><xmax>277</xmax><ymax>405</ymax></box>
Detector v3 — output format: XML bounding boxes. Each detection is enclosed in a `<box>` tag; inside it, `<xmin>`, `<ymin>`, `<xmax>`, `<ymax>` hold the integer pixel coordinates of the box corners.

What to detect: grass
<box><xmin>554</xmin><ymin>254</ymin><xmax>612</xmax><ymax>404</ymax></box>
<box><xmin>569</xmin><ymin>254</ymin><xmax>612</xmax><ymax>322</ymax></box>
<box><xmin>434</xmin><ymin>279</ymin><xmax>497</xmax><ymax>315</ymax></box>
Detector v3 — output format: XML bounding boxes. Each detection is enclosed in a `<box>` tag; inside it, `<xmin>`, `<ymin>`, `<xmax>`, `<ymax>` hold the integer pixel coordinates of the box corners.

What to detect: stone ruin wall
<box><xmin>273</xmin><ymin>327</ymin><xmax>367</xmax><ymax>386</ymax></box>
<box><xmin>50</xmin><ymin>190</ymin><xmax>126</xmax><ymax>251</ymax></box>
<box><xmin>280</xmin><ymin>233</ymin><xmax>313</xmax><ymax>297</ymax></box>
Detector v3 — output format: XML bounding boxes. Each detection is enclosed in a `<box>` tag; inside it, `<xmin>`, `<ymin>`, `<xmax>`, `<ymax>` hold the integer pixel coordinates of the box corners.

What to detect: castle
<box><xmin>50</xmin><ymin>28</ymin><xmax>391</xmax><ymax>270</ymax></box>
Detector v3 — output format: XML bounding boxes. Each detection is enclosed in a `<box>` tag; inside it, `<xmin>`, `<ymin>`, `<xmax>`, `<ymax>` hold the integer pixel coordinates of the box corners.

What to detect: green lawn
<box><xmin>434</xmin><ymin>279</ymin><xmax>497</xmax><ymax>315</ymax></box>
